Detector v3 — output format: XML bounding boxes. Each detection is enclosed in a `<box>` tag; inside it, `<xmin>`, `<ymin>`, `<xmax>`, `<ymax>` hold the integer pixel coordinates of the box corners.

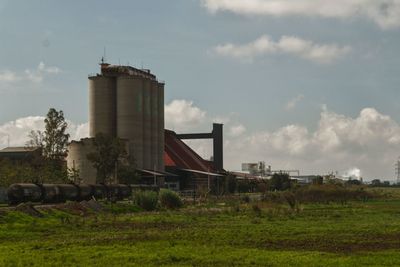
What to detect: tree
<box><xmin>346</xmin><ymin>179</ymin><xmax>362</xmax><ymax>186</ymax></box>
<box><xmin>312</xmin><ymin>176</ymin><xmax>324</xmax><ymax>185</ymax></box>
<box><xmin>270</xmin><ymin>173</ymin><xmax>292</xmax><ymax>191</ymax></box>
<box><xmin>371</xmin><ymin>179</ymin><xmax>382</xmax><ymax>187</ymax></box>
<box><xmin>42</xmin><ymin>108</ymin><xmax>70</xmax><ymax>161</ymax></box>
<box><xmin>25</xmin><ymin>130</ymin><xmax>45</xmax><ymax>148</ymax></box>
<box><xmin>224</xmin><ymin>174</ymin><xmax>237</xmax><ymax>194</ymax></box>
<box><xmin>87</xmin><ymin>133</ymin><xmax>127</xmax><ymax>184</ymax></box>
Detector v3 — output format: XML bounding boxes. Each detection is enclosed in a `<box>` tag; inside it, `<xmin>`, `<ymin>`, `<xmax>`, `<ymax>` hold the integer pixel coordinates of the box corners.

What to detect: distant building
<box><xmin>0</xmin><ymin>147</ymin><xmax>43</xmax><ymax>164</ymax></box>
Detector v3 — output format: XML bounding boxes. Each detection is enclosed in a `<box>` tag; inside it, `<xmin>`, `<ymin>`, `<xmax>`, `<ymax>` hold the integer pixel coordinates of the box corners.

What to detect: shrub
<box><xmin>133</xmin><ymin>191</ymin><xmax>158</xmax><ymax>211</ymax></box>
<box><xmin>241</xmin><ymin>195</ymin><xmax>250</xmax><ymax>203</ymax></box>
<box><xmin>159</xmin><ymin>189</ymin><xmax>183</xmax><ymax>209</ymax></box>
<box><xmin>270</xmin><ymin>173</ymin><xmax>292</xmax><ymax>191</ymax></box>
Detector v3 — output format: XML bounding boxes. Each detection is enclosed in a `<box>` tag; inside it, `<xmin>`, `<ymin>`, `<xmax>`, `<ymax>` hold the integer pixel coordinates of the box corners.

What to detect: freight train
<box><xmin>7</xmin><ymin>183</ymin><xmax>133</xmax><ymax>205</ymax></box>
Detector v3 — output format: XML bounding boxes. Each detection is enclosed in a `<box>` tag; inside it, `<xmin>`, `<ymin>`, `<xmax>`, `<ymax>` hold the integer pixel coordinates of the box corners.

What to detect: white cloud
<box><xmin>202</xmin><ymin>0</ymin><xmax>400</xmax><ymax>29</ymax></box>
<box><xmin>0</xmin><ymin>117</ymin><xmax>45</xmax><ymax>147</ymax></box>
<box><xmin>343</xmin><ymin>168</ymin><xmax>362</xmax><ymax>180</ymax></box>
<box><xmin>165</xmin><ymin>100</ymin><xmax>400</xmax><ymax>179</ymax></box>
<box><xmin>214</xmin><ymin>35</ymin><xmax>351</xmax><ymax>64</ymax></box>
<box><xmin>0</xmin><ymin>62</ymin><xmax>61</xmax><ymax>85</ymax></box>
<box><xmin>285</xmin><ymin>94</ymin><xmax>304</xmax><ymax>111</ymax></box>
<box><xmin>0</xmin><ymin>71</ymin><xmax>20</xmax><ymax>82</ymax></box>
<box><xmin>229</xmin><ymin>124</ymin><xmax>246</xmax><ymax>137</ymax></box>
<box><xmin>68</xmin><ymin>122</ymin><xmax>89</xmax><ymax>141</ymax></box>
<box><xmin>165</xmin><ymin>99</ymin><xmax>207</xmax><ymax>132</ymax></box>
<box><xmin>0</xmin><ymin>117</ymin><xmax>88</xmax><ymax>149</ymax></box>
<box><xmin>224</xmin><ymin>107</ymin><xmax>400</xmax><ymax>179</ymax></box>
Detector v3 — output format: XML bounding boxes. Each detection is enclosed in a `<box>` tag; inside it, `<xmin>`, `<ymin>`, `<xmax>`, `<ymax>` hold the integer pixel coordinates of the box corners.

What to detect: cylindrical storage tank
<box><xmin>56</xmin><ymin>184</ymin><xmax>79</xmax><ymax>202</ymax></box>
<box><xmin>118</xmin><ymin>184</ymin><xmax>132</xmax><ymax>199</ymax></box>
<box><xmin>77</xmin><ymin>184</ymin><xmax>93</xmax><ymax>201</ymax></box>
<box><xmin>150</xmin><ymin>81</ymin><xmax>159</xmax><ymax>171</ymax></box>
<box><xmin>90</xmin><ymin>184</ymin><xmax>107</xmax><ymax>199</ymax></box>
<box><xmin>105</xmin><ymin>184</ymin><xmax>120</xmax><ymax>200</ymax></box>
<box><xmin>157</xmin><ymin>82</ymin><xmax>165</xmax><ymax>172</ymax></box>
<box><xmin>142</xmin><ymin>79</ymin><xmax>152</xmax><ymax>169</ymax></box>
<box><xmin>40</xmin><ymin>184</ymin><xmax>60</xmax><ymax>203</ymax></box>
<box><xmin>89</xmin><ymin>76</ymin><xmax>116</xmax><ymax>137</ymax></box>
<box><xmin>66</xmin><ymin>139</ymin><xmax>97</xmax><ymax>184</ymax></box>
<box><xmin>7</xmin><ymin>184</ymin><xmax>42</xmax><ymax>205</ymax></box>
<box><xmin>116</xmin><ymin>76</ymin><xmax>144</xmax><ymax>169</ymax></box>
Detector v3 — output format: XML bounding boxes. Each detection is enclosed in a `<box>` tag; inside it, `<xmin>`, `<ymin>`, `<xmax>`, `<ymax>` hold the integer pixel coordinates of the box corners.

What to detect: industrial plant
<box><xmin>66</xmin><ymin>61</ymin><xmax>224</xmax><ymax>191</ymax></box>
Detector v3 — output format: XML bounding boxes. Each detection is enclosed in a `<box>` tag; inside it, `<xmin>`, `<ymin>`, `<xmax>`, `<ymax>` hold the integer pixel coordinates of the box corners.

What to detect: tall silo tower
<box><xmin>89</xmin><ymin>63</ymin><xmax>164</xmax><ymax>171</ymax></box>
<box><xmin>116</xmin><ymin>76</ymin><xmax>144</xmax><ymax>168</ymax></box>
<box><xmin>88</xmin><ymin>75</ymin><xmax>116</xmax><ymax>137</ymax></box>
<box><xmin>72</xmin><ymin>62</ymin><xmax>165</xmax><ymax>184</ymax></box>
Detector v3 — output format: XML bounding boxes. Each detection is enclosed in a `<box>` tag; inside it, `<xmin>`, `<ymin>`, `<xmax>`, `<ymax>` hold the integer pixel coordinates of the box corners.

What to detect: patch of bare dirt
<box><xmin>15</xmin><ymin>203</ymin><xmax>43</xmax><ymax>217</ymax></box>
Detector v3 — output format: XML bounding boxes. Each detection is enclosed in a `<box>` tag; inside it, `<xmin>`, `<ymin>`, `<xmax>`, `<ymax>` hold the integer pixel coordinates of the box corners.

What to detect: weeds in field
<box><xmin>159</xmin><ymin>189</ymin><xmax>183</xmax><ymax>210</ymax></box>
<box><xmin>133</xmin><ymin>191</ymin><xmax>158</xmax><ymax>211</ymax></box>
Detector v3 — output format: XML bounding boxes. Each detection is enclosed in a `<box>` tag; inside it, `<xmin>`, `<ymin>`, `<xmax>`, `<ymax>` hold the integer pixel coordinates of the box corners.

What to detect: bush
<box><xmin>270</xmin><ymin>173</ymin><xmax>292</xmax><ymax>191</ymax></box>
<box><xmin>133</xmin><ymin>191</ymin><xmax>158</xmax><ymax>211</ymax></box>
<box><xmin>241</xmin><ymin>195</ymin><xmax>250</xmax><ymax>203</ymax></box>
<box><xmin>159</xmin><ymin>189</ymin><xmax>183</xmax><ymax>209</ymax></box>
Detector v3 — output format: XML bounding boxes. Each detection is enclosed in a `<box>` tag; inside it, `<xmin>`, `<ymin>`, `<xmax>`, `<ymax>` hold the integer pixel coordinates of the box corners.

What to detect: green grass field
<box><xmin>1</xmin><ymin>193</ymin><xmax>400</xmax><ymax>266</ymax></box>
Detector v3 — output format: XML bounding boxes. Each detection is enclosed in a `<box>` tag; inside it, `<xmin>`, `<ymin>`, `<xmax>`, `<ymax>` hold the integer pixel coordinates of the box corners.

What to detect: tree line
<box><xmin>0</xmin><ymin>108</ymin><xmax>137</xmax><ymax>187</ymax></box>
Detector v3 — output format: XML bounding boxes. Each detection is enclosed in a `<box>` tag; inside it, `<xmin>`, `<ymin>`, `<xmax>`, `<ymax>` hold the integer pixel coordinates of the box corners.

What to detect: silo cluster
<box><xmin>88</xmin><ymin>63</ymin><xmax>165</xmax><ymax>171</ymax></box>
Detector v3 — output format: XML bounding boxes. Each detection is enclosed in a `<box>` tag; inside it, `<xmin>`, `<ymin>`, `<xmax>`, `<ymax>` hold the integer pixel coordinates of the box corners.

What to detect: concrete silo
<box><xmin>116</xmin><ymin>76</ymin><xmax>144</xmax><ymax>169</ymax></box>
<box><xmin>142</xmin><ymin>79</ymin><xmax>152</xmax><ymax>169</ymax></box>
<box><xmin>157</xmin><ymin>82</ymin><xmax>165</xmax><ymax>171</ymax></box>
<box><xmin>89</xmin><ymin>76</ymin><xmax>116</xmax><ymax>137</ymax></box>
<box><xmin>67</xmin><ymin>139</ymin><xmax>97</xmax><ymax>184</ymax></box>
<box><xmin>150</xmin><ymin>80</ymin><xmax>159</xmax><ymax>171</ymax></box>
<box><xmin>68</xmin><ymin>62</ymin><xmax>166</xmax><ymax>184</ymax></box>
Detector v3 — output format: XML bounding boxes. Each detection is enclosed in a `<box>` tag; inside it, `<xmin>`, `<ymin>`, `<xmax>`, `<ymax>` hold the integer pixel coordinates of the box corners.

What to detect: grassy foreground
<box><xmin>1</xmin><ymin>196</ymin><xmax>400</xmax><ymax>266</ymax></box>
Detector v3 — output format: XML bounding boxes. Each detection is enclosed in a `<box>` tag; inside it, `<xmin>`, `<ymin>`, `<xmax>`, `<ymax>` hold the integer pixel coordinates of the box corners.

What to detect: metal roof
<box><xmin>136</xmin><ymin>169</ymin><xmax>166</xmax><ymax>177</ymax></box>
<box><xmin>0</xmin><ymin>147</ymin><xmax>41</xmax><ymax>153</ymax></box>
<box><xmin>230</xmin><ymin>171</ymin><xmax>267</xmax><ymax>180</ymax></box>
<box><xmin>164</xmin><ymin>130</ymin><xmax>215</xmax><ymax>173</ymax></box>
<box><xmin>180</xmin><ymin>169</ymin><xmax>224</xmax><ymax>177</ymax></box>
<box><xmin>136</xmin><ymin>169</ymin><xmax>178</xmax><ymax>177</ymax></box>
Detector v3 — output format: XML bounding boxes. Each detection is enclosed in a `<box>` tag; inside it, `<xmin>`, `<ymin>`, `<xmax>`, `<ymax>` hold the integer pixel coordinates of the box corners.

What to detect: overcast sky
<box><xmin>1</xmin><ymin>0</ymin><xmax>400</xmax><ymax>180</ymax></box>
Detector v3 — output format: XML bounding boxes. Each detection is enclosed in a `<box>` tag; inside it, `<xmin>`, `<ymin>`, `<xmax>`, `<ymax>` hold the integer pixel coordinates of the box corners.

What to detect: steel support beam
<box><xmin>176</xmin><ymin>123</ymin><xmax>223</xmax><ymax>171</ymax></box>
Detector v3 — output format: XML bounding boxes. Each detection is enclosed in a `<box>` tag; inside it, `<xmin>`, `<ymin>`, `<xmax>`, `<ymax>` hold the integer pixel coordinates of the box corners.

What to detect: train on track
<box><xmin>7</xmin><ymin>183</ymin><xmax>140</xmax><ymax>205</ymax></box>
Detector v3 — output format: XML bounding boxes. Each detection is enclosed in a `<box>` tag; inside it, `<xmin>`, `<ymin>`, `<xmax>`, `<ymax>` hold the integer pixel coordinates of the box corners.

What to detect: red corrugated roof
<box><xmin>164</xmin><ymin>130</ymin><xmax>215</xmax><ymax>172</ymax></box>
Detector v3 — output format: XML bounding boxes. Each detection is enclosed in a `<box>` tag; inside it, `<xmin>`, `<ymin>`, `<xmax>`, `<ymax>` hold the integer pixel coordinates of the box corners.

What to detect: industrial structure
<box><xmin>67</xmin><ymin>61</ymin><xmax>225</xmax><ymax>189</ymax></box>
<box><xmin>89</xmin><ymin>62</ymin><xmax>164</xmax><ymax>171</ymax></box>
<box><xmin>67</xmin><ymin>62</ymin><xmax>165</xmax><ymax>183</ymax></box>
